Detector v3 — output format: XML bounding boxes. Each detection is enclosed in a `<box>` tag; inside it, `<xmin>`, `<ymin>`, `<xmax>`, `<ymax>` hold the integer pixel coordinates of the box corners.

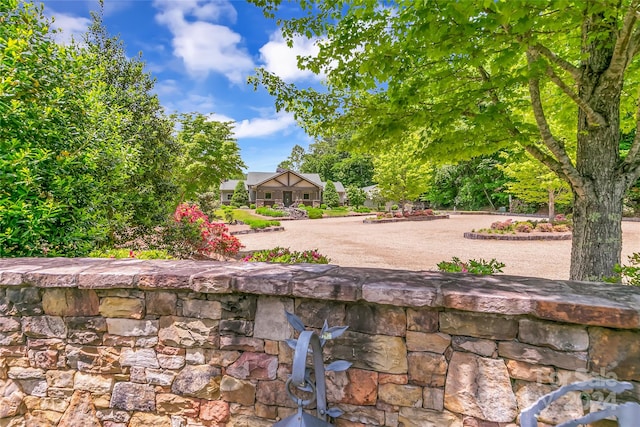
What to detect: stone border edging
<box><xmin>463</xmin><ymin>231</ymin><xmax>572</xmax><ymax>241</ymax></box>
<box><xmin>363</xmin><ymin>214</ymin><xmax>450</xmax><ymax>224</ymax></box>
<box><xmin>230</xmin><ymin>226</ymin><xmax>285</xmax><ymax>235</ymax></box>
<box><xmin>1</xmin><ymin>257</ymin><xmax>638</xmax><ymax>330</ymax></box>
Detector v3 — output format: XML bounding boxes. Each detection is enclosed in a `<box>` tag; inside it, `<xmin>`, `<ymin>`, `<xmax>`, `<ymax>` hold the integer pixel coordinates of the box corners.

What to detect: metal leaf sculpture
<box><xmin>283</xmin><ymin>310</ymin><xmax>351</xmax><ymax>423</ymax></box>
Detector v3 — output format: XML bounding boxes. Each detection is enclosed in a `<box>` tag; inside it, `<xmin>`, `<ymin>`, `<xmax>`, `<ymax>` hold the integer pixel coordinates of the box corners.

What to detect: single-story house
<box><xmin>220</xmin><ymin>170</ymin><xmax>346</xmax><ymax>207</ymax></box>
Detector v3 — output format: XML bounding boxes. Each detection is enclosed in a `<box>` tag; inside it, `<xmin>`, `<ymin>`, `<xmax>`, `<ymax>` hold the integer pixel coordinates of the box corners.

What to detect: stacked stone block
<box><xmin>0</xmin><ymin>258</ymin><xmax>638</xmax><ymax>427</ymax></box>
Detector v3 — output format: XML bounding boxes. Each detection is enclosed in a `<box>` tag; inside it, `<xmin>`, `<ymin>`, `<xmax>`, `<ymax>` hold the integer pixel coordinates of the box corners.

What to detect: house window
<box><xmin>226</xmin><ymin>194</ymin><xmax>232</xmax><ymax>200</ymax></box>
<box><xmin>303</xmin><ymin>193</ymin><xmax>310</xmax><ymax>200</ymax></box>
<box><xmin>265</xmin><ymin>192</ymin><xmax>272</xmax><ymax>199</ymax></box>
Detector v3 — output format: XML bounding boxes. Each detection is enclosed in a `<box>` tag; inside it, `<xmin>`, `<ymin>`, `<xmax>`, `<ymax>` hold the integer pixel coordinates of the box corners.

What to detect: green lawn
<box><xmin>215</xmin><ymin>208</ymin><xmax>280</xmax><ymax>229</ymax></box>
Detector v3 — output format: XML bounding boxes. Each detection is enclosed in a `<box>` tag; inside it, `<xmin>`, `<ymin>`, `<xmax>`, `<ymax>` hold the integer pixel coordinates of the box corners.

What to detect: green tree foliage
<box><xmin>231</xmin><ymin>181</ymin><xmax>249</xmax><ymax>207</ymax></box>
<box><xmin>424</xmin><ymin>155</ymin><xmax>510</xmax><ymax>211</ymax></box>
<box><xmin>0</xmin><ymin>2</ymin><xmax>247</xmax><ymax>256</ymax></box>
<box><xmin>372</xmin><ymin>142</ymin><xmax>430</xmax><ymax>207</ymax></box>
<box><xmin>0</xmin><ymin>1</ymin><xmax>107</xmax><ymax>256</ymax></box>
<box><xmin>175</xmin><ymin>113</ymin><xmax>246</xmax><ymax>201</ymax></box>
<box><xmin>346</xmin><ymin>186</ymin><xmax>366</xmax><ymax>208</ymax></box>
<box><xmin>251</xmin><ymin>0</ymin><xmax>640</xmax><ymax>280</ymax></box>
<box><xmin>300</xmin><ymin>137</ymin><xmax>374</xmax><ymax>188</ymax></box>
<box><xmin>323</xmin><ymin>180</ymin><xmax>340</xmax><ymax>207</ymax></box>
<box><xmin>278</xmin><ymin>144</ymin><xmax>306</xmax><ymax>171</ymax></box>
<box><xmin>82</xmin><ymin>12</ymin><xmax>180</xmax><ymax>243</ymax></box>
<box><xmin>500</xmin><ymin>152</ymin><xmax>572</xmax><ymax>219</ymax></box>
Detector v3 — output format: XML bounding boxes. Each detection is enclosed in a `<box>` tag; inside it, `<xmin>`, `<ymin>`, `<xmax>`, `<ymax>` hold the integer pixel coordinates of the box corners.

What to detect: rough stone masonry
<box><xmin>0</xmin><ymin>257</ymin><xmax>639</xmax><ymax>426</ymax></box>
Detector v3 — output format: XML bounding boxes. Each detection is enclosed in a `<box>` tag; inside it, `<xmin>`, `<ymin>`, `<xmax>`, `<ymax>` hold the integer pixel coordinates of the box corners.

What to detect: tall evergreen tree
<box><xmin>323</xmin><ymin>181</ymin><xmax>340</xmax><ymax>207</ymax></box>
<box><xmin>231</xmin><ymin>181</ymin><xmax>249</xmax><ymax>207</ymax></box>
<box><xmin>82</xmin><ymin>10</ymin><xmax>180</xmax><ymax>243</ymax></box>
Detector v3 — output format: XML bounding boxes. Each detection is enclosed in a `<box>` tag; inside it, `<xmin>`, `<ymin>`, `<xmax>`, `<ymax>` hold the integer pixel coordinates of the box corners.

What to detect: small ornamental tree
<box><xmin>346</xmin><ymin>185</ymin><xmax>366</xmax><ymax>209</ymax></box>
<box><xmin>323</xmin><ymin>180</ymin><xmax>340</xmax><ymax>208</ymax></box>
<box><xmin>230</xmin><ymin>180</ymin><xmax>249</xmax><ymax>207</ymax></box>
<box><xmin>163</xmin><ymin>203</ymin><xmax>242</xmax><ymax>259</ymax></box>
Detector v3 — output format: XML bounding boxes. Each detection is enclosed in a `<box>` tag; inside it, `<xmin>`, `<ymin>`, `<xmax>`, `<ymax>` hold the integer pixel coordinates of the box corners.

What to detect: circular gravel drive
<box><xmin>236</xmin><ymin>214</ymin><xmax>640</xmax><ymax>280</ymax></box>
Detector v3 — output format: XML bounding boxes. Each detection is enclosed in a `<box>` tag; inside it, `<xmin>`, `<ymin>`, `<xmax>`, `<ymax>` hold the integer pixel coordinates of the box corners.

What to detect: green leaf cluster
<box><xmin>437</xmin><ymin>257</ymin><xmax>505</xmax><ymax>275</ymax></box>
<box><xmin>280</xmin><ymin>137</ymin><xmax>375</xmax><ymax>188</ymax></box>
<box><xmin>346</xmin><ymin>185</ymin><xmax>366</xmax><ymax>208</ymax></box>
<box><xmin>243</xmin><ymin>246</ymin><xmax>330</xmax><ymax>264</ymax></box>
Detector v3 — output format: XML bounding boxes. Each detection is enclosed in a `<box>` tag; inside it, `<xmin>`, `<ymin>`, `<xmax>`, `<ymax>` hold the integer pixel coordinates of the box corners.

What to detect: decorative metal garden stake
<box><xmin>272</xmin><ymin>312</ymin><xmax>351</xmax><ymax>427</ymax></box>
<box><xmin>273</xmin><ymin>331</ymin><xmax>331</xmax><ymax>427</ymax></box>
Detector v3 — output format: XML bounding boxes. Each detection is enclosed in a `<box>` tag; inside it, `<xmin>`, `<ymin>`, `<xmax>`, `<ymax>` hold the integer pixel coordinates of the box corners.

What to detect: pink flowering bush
<box><xmin>536</xmin><ymin>222</ymin><xmax>554</xmax><ymax>232</ymax></box>
<box><xmin>490</xmin><ymin>219</ymin><xmax>513</xmax><ymax>230</ymax></box>
<box><xmin>515</xmin><ymin>221</ymin><xmax>534</xmax><ymax>233</ymax></box>
<box><xmin>403</xmin><ymin>209</ymin><xmax>435</xmax><ymax>217</ymax></box>
<box><xmin>243</xmin><ymin>247</ymin><xmax>330</xmax><ymax>264</ymax></box>
<box><xmin>164</xmin><ymin>203</ymin><xmax>243</xmax><ymax>259</ymax></box>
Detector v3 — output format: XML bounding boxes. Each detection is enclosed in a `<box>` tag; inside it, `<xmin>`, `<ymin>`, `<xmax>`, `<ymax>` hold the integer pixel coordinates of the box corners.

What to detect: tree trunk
<box><xmin>570</xmin><ymin>185</ymin><xmax>624</xmax><ymax>281</ymax></box>
<box><xmin>570</xmin><ymin>9</ymin><xmax>624</xmax><ymax>281</ymax></box>
<box><xmin>571</xmin><ymin>62</ymin><xmax>623</xmax><ymax>280</ymax></box>
<box><xmin>547</xmin><ymin>189</ymin><xmax>555</xmax><ymax>221</ymax></box>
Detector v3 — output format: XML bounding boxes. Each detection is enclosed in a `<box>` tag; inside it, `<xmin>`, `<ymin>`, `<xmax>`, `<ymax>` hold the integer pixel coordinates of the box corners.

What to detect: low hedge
<box><xmin>244</xmin><ymin>219</ymin><xmax>280</xmax><ymax>229</ymax></box>
<box><xmin>255</xmin><ymin>207</ymin><xmax>288</xmax><ymax>217</ymax></box>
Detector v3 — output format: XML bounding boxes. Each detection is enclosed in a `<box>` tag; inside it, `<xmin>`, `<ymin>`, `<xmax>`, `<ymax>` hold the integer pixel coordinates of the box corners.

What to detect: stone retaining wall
<box><xmin>0</xmin><ymin>258</ymin><xmax>639</xmax><ymax>427</ymax></box>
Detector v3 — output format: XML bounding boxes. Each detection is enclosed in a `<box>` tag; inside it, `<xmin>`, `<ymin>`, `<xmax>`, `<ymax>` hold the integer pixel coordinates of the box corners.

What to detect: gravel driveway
<box><xmin>236</xmin><ymin>214</ymin><xmax>640</xmax><ymax>280</ymax></box>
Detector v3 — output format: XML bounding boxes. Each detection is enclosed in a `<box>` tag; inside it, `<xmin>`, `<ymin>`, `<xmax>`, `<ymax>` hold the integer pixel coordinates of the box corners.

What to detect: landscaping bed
<box><xmin>363</xmin><ymin>210</ymin><xmax>449</xmax><ymax>224</ymax></box>
<box><xmin>364</xmin><ymin>215</ymin><xmax>449</xmax><ymax>224</ymax></box>
<box><xmin>463</xmin><ymin>231</ymin><xmax>571</xmax><ymax>240</ymax></box>
<box><xmin>463</xmin><ymin>217</ymin><xmax>572</xmax><ymax>241</ymax></box>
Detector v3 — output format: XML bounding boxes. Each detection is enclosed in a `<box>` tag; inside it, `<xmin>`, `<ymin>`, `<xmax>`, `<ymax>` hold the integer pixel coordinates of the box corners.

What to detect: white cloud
<box><xmin>154</xmin><ymin>79</ymin><xmax>180</xmax><ymax>96</ymax></box>
<box><xmin>208</xmin><ymin>113</ymin><xmax>235</xmax><ymax>123</ymax></box>
<box><xmin>153</xmin><ymin>0</ymin><xmax>252</xmax><ymax>83</ymax></box>
<box><xmin>48</xmin><ymin>12</ymin><xmax>91</xmax><ymax>45</ymax></box>
<box><xmin>102</xmin><ymin>0</ymin><xmax>134</xmax><ymax>17</ymax></box>
<box><xmin>153</xmin><ymin>0</ymin><xmax>237</xmax><ymax>23</ymax></box>
<box><xmin>232</xmin><ymin>112</ymin><xmax>296</xmax><ymax>139</ymax></box>
<box><xmin>259</xmin><ymin>31</ymin><xmax>322</xmax><ymax>83</ymax></box>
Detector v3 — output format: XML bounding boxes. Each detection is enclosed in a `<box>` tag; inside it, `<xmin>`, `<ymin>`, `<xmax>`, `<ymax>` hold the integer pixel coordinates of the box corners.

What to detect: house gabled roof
<box><xmin>331</xmin><ymin>181</ymin><xmax>346</xmax><ymax>193</ymax></box>
<box><xmin>220</xmin><ymin>179</ymin><xmax>244</xmax><ymax>191</ymax></box>
<box><xmin>249</xmin><ymin>170</ymin><xmax>324</xmax><ymax>188</ymax></box>
<box><xmin>220</xmin><ymin>170</ymin><xmax>345</xmax><ymax>193</ymax></box>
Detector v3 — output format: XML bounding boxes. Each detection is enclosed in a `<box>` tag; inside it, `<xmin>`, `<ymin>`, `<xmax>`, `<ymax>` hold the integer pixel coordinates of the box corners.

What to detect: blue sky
<box><xmin>40</xmin><ymin>0</ymin><xmax>321</xmax><ymax>172</ymax></box>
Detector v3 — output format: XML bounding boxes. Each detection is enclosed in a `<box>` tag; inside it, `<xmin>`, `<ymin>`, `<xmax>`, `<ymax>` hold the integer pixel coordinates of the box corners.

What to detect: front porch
<box><xmin>255</xmin><ymin>198</ymin><xmax>322</xmax><ymax>208</ymax></box>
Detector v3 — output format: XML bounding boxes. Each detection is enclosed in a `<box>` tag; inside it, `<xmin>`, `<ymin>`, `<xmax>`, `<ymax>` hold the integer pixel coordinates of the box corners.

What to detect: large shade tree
<box><xmin>251</xmin><ymin>0</ymin><xmax>640</xmax><ymax>281</ymax></box>
<box><xmin>174</xmin><ymin>113</ymin><xmax>246</xmax><ymax>201</ymax></box>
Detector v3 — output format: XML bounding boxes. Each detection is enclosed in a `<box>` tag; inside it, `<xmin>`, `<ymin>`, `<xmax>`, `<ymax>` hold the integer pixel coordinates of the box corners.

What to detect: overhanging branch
<box><xmin>529</xmin><ymin>48</ymin><xmax>606</xmax><ymax>127</ymax></box>
<box><xmin>604</xmin><ymin>0</ymin><xmax>640</xmax><ymax>82</ymax></box>
<box><xmin>532</xmin><ymin>43</ymin><xmax>582</xmax><ymax>81</ymax></box>
<box><xmin>526</xmin><ymin>51</ymin><xmax>586</xmax><ymax>194</ymax></box>
<box><xmin>544</xmin><ymin>64</ymin><xmax>607</xmax><ymax>127</ymax></box>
